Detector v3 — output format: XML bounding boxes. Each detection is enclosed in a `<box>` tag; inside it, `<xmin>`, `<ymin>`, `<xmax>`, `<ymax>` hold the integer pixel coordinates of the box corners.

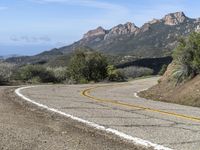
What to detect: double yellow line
<box><xmin>81</xmin><ymin>83</ymin><xmax>200</xmax><ymax>123</ymax></box>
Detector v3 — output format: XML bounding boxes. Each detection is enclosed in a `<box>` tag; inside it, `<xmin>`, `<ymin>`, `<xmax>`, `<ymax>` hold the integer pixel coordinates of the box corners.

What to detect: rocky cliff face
<box><xmin>104</xmin><ymin>22</ymin><xmax>139</xmax><ymax>40</ymax></box>
<box><xmin>81</xmin><ymin>12</ymin><xmax>194</xmax><ymax>42</ymax></box>
<box><xmin>82</xmin><ymin>12</ymin><xmax>191</xmax><ymax>40</ymax></box>
<box><xmin>83</xmin><ymin>26</ymin><xmax>107</xmax><ymax>39</ymax></box>
<box><xmin>162</xmin><ymin>12</ymin><xmax>188</xmax><ymax>25</ymax></box>
<box><xmin>82</xmin><ymin>22</ymin><xmax>139</xmax><ymax>40</ymax></box>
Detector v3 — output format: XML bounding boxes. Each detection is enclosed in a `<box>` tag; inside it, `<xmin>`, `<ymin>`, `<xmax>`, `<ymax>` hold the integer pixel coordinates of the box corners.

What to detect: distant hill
<box><xmin>6</xmin><ymin>11</ymin><xmax>200</xmax><ymax>65</ymax></box>
<box><xmin>5</xmin><ymin>48</ymin><xmax>63</xmax><ymax>65</ymax></box>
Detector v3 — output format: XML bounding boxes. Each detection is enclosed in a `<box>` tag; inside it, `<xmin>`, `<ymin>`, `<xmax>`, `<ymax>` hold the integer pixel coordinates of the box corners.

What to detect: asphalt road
<box><xmin>0</xmin><ymin>87</ymin><xmax>147</xmax><ymax>150</ymax></box>
<box><xmin>18</xmin><ymin>77</ymin><xmax>200</xmax><ymax>150</ymax></box>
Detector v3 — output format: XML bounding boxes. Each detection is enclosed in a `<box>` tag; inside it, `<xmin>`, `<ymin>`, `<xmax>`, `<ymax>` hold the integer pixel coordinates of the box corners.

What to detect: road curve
<box><xmin>0</xmin><ymin>87</ymin><xmax>149</xmax><ymax>150</ymax></box>
<box><xmin>17</xmin><ymin>77</ymin><xmax>200</xmax><ymax>150</ymax></box>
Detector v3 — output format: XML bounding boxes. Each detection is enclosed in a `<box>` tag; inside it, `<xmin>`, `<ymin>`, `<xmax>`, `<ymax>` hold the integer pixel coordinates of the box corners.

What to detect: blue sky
<box><xmin>0</xmin><ymin>0</ymin><xmax>200</xmax><ymax>56</ymax></box>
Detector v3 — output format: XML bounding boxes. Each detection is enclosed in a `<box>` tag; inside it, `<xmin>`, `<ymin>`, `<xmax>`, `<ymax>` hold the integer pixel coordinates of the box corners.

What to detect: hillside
<box><xmin>5</xmin><ymin>11</ymin><xmax>200</xmax><ymax>65</ymax></box>
<box><xmin>139</xmin><ymin>31</ymin><xmax>200</xmax><ymax>107</ymax></box>
<box><xmin>5</xmin><ymin>48</ymin><xmax>63</xmax><ymax>65</ymax></box>
<box><xmin>139</xmin><ymin>63</ymin><xmax>200</xmax><ymax>107</ymax></box>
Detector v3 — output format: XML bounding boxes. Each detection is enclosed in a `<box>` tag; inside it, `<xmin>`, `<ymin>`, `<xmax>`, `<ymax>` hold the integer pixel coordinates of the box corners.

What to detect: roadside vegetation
<box><xmin>0</xmin><ymin>47</ymin><xmax>157</xmax><ymax>85</ymax></box>
<box><xmin>139</xmin><ymin>32</ymin><xmax>200</xmax><ymax>107</ymax></box>
<box><xmin>14</xmin><ymin>65</ymin><xmax>59</xmax><ymax>84</ymax></box>
<box><xmin>68</xmin><ymin>49</ymin><xmax>108</xmax><ymax>83</ymax></box>
<box><xmin>118</xmin><ymin>66</ymin><xmax>153</xmax><ymax>79</ymax></box>
<box><xmin>158</xmin><ymin>64</ymin><xmax>168</xmax><ymax>75</ymax></box>
<box><xmin>0</xmin><ymin>62</ymin><xmax>15</xmax><ymax>85</ymax></box>
<box><xmin>171</xmin><ymin>32</ymin><xmax>200</xmax><ymax>84</ymax></box>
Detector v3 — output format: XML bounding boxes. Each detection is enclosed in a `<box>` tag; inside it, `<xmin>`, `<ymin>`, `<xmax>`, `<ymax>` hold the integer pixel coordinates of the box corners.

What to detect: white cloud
<box><xmin>10</xmin><ymin>35</ymin><xmax>51</xmax><ymax>43</ymax></box>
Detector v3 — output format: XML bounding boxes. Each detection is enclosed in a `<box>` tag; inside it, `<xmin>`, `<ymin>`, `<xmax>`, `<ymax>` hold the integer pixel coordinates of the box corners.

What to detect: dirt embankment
<box><xmin>0</xmin><ymin>86</ymin><xmax>148</xmax><ymax>150</ymax></box>
<box><xmin>139</xmin><ymin>63</ymin><xmax>200</xmax><ymax>107</ymax></box>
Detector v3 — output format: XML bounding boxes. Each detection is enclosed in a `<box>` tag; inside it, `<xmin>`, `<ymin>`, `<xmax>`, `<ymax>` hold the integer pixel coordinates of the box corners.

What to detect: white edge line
<box><xmin>134</xmin><ymin>88</ymin><xmax>149</xmax><ymax>98</ymax></box>
<box><xmin>15</xmin><ymin>86</ymin><xmax>173</xmax><ymax>150</ymax></box>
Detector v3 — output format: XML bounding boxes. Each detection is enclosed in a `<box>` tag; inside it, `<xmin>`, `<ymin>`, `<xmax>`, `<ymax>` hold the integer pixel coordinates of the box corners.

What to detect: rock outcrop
<box><xmin>104</xmin><ymin>22</ymin><xmax>139</xmax><ymax>40</ymax></box>
<box><xmin>83</xmin><ymin>26</ymin><xmax>107</xmax><ymax>39</ymax></box>
<box><xmin>162</xmin><ymin>12</ymin><xmax>187</xmax><ymax>25</ymax></box>
<box><xmin>140</xmin><ymin>23</ymin><xmax>151</xmax><ymax>33</ymax></box>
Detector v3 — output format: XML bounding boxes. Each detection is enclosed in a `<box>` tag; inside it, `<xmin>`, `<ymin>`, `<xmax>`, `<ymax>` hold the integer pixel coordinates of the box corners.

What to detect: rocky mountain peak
<box><xmin>140</xmin><ymin>23</ymin><xmax>151</xmax><ymax>33</ymax></box>
<box><xmin>83</xmin><ymin>26</ymin><xmax>107</xmax><ymax>39</ymax></box>
<box><xmin>162</xmin><ymin>11</ymin><xmax>187</xmax><ymax>25</ymax></box>
<box><xmin>104</xmin><ymin>22</ymin><xmax>139</xmax><ymax>40</ymax></box>
<box><xmin>124</xmin><ymin>22</ymin><xmax>139</xmax><ymax>32</ymax></box>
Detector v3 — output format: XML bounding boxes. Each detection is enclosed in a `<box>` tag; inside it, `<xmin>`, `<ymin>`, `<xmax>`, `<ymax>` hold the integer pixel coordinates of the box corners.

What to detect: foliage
<box><xmin>158</xmin><ymin>64</ymin><xmax>168</xmax><ymax>75</ymax></box>
<box><xmin>171</xmin><ymin>63</ymin><xmax>194</xmax><ymax>85</ymax></box>
<box><xmin>47</xmin><ymin>67</ymin><xmax>69</xmax><ymax>83</ymax></box>
<box><xmin>188</xmin><ymin>32</ymin><xmax>200</xmax><ymax>71</ymax></box>
<box><xmin>107</xmin><ymin>65</ymin><xmax>125</xmax><ymax>81</ymax></box>
<box><xmin>15</xmin><ymin>65</ymin><xmax>56</xmax><ymax>83</ymax></box>
<box><xmin>172</xmin><ymin>32</ymin><xmax>200</xmax><ymax>84</ymax></box>
<box><xmin>117</xmin><ymin>66</ymin><xmax>153</xmax><ymax>79</ymax></box>
<box><xmin>68</xmin><ymin>49</ymin><xmax>108</xmax><ymax>83</ymax></box>
<box><xmin>0</xmin><ymin>62</ymin><xmax>15</xmax><ymax>85</ymax></box>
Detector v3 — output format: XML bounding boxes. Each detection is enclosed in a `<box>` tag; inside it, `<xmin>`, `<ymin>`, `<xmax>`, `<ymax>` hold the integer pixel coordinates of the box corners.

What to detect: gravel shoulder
<box><xmin>0</xmin><ymin>86</ymin><xmax>148</xmax><ymax>150</ymax></box>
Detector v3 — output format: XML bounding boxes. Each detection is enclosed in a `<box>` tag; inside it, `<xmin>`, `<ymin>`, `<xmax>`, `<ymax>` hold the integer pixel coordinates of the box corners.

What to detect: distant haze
<box><xmin>0</xmin><ymin>44</ymin><xmax>55</xmax><ymax>56</ymax></box>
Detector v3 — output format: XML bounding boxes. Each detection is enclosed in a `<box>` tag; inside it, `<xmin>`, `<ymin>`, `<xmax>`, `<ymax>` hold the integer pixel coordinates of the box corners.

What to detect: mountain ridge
<box><xmin>6</xmin><ymin>11</ymin><xmax>200</xmax><ymax>65</ymax></box>
<box><xmin>58</xmin><ymin>11</ymin><xmax>199</xmax><ymax>55</ymax></box>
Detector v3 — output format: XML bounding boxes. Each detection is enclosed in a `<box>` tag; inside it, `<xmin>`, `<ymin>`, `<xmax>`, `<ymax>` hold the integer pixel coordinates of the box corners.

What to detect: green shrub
<box><xmin>79</xmin><ymin>78</ymin><xmax>89</xmax><ymax>84</ymax></box>
<box><xmin>29</xmin><ymin>76</ymin><xmax>42</xmax><ymax>84</ymax></box>
<box><xmin>171</xmin><ymin>63</ymin><xmax>194</xmax><ymax>85</ymax></box>
<box><xmin>159</xmin><ymin>64</ymin><xmax>168</xmax><ymax>75</ymax></box>
<box><xmin>107</xmin><ymin>65</ymin><xmax>125</xmax><ymax>81</ymax></box>
<box><xmin>0</xmin><ymin>62</ymin><xmax>15</xmax><ymax>85</ymax></box>
<box><xmin>172</xmin><ymin>32</ymin><xmax>200</xmax><ymax>84</ymax></box>
<box><xmin>68</xmin><ymin>49</ymin><xmax>108</xmax><ymax>83</ymax></box>
<box><xmin>47</xmin><ymin>67</ymin><xmax>69</xmax><ymax>83</ymax></box>
<box><xmin>189</xmin><ymin>32</ymin><xmax>200</xmax><ymax>72</ymax></box>
<box><xmin>117</xmin><ymin>66</ymin><xmax>153</xmax><ymax>79</ymax></box>
<box><xmin>16</xmin><ymin>65</ymin><xmax>56</xmax><ymax>83</ymax></box>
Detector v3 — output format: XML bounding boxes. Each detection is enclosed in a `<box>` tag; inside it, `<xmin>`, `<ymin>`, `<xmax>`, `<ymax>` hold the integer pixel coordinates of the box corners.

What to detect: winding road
<box><xmin>16</xmin><ymin>77</ymin><xmax>200</xmax><ymax>150</ymax></box>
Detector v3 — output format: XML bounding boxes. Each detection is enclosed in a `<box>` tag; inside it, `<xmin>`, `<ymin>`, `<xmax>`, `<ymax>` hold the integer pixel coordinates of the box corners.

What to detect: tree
<box><xmin>16</xmin><ymin>65</ymin><xmax>56</xmax><ymax>83</ymax></box>
<box><xmin>68</xmin><ymin>48</ymin><xmax>108</xmax><ymax>83</ymax></box>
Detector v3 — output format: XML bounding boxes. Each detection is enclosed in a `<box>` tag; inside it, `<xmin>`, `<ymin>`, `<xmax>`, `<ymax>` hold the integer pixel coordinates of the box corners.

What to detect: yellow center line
<box><xmin>81</xmin><ymin>83</ymin><xmax>200</xmax><ymax>123</ymax></box>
